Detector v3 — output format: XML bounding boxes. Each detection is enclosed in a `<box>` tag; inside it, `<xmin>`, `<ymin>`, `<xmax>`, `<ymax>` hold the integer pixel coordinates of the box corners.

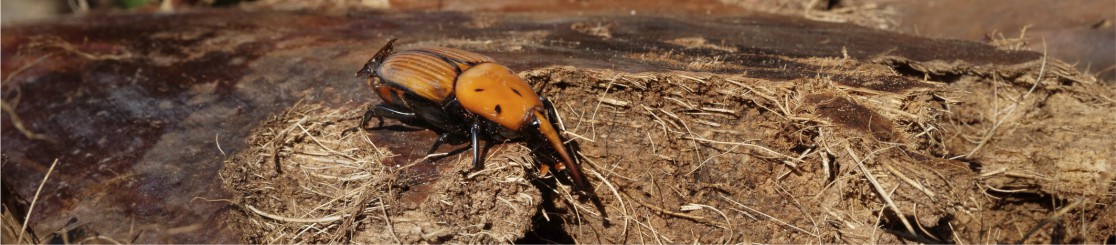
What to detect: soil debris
<box><xmin>224</xmin><ymin>51</ymin><xmax>1114</xmax><ymax>243</ymax></box>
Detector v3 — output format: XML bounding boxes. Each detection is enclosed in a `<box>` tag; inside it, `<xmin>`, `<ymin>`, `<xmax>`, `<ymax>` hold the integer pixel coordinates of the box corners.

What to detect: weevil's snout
<box><xmin>525</xmin><ymin>111</ymin><xmax>563</xmax><ymax>165</ymax></box>
<box><xmin>527</xmin><ymin>111</ymin><xmax>589</xmax><ymax>191</ymax></box>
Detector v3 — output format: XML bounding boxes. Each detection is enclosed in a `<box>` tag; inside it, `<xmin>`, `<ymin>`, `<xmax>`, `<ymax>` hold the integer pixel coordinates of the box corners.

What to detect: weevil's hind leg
<box><xmin>359</xmin><ymin>107</ymin><xmax>380</xmax><ymax>128</ymax></box>
<box><xmin>343</xmin><ymin>104</ymin><xmax>416</xmax><ymax>135</ymax></box>
<box><xmin>368</xmin><ymin>105</ymin><xmax>417</xmax><ymax>128</ymax></box>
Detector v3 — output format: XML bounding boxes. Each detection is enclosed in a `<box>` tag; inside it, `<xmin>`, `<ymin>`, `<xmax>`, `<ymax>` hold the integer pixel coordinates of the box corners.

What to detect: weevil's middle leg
<box><xmin>427</xmin><ymin>133</ymin><xmax>451</xmax><ymax>155</ymax></box>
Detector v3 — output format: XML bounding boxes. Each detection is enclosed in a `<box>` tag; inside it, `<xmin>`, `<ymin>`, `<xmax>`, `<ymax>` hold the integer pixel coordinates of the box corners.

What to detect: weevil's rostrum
<box><xmin>356</xmin><ymin>39</ymin><xmax>591</xmax><ymax>192</ymax></box>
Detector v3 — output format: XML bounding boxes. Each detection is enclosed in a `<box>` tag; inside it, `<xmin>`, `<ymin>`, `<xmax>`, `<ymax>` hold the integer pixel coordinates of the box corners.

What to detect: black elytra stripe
<box><xmin>411</xmin><ymin>49</ymin><xmax>468</xmax><ymax>75</ymax></box>
<box><xmin>375</xmin><ymin>59</ymin><xmax>454</xmax><ymax>102</ymax></box>
<box><xmin>397</xmin><ymin>53</ymin><xmax>453</xmax><ymax>79</ymax></box>
<box><xmin>511</xmin><ymin>88</ymin><xmax>522</xmax><ymax>97</ymax></box>
<box><xmin>494</xmin><ymin>104</ymin><xmax>502</xmax><ymax>114</ymax></box>
<box><xmin>424</xmin><ymin>47</ymin><xmax>494</xmax><ymax>64</ymax></box>
<box><xmin>383</xmin><ymin>54</ymin><xmax>452</xmax><ymax>86</ymax></box>
<box><xmin>409</xmin><ymin>49</ymin><xmax>492</xmax><ymax>95</ymax></box>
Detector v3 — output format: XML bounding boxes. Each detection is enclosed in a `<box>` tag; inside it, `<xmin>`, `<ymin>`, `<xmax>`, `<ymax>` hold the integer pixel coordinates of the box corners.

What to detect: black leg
<box><xmin>470</xmin><ymin>123</ymin><xmax>484</xmax><ymax>171</ymax></box>
<box><xmin>541</xmin><ymin>96</ymin><xmax>573</xmax><ymax>149</ymax></box>
<box><xmin>427</xmin><ymin>133</ymin><xmax>451</xmax><ymax>155</ymax></box>
<box><xmin>362</xmin><ymin>105</ymin><xmax>417</xmax><ymax>129</ymax></box>
<box><xmin>345</xmin><ymin>104</ymin><xmax>417</xmax><ymax>136</ymax></box>
<box><xmin>540</xmin><ymin>96</ymin><xmax>564</xmax><ymax>131</ymax></box>
<box><xmin>359</xmin><ymin>107</ymin><xmax>381</xmax><ymax>128</ymax></box>
<box><xmin>542</xmin><ymin>96</ymin><xmax>591</xmax><ymax>193</ymax></box>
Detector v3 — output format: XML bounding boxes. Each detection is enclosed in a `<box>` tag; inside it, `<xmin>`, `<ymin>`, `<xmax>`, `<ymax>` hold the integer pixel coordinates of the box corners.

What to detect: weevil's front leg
<box><xmin>540</xmin><ymin>96</ymin><xmax>575</xmax><ymax>168</ymax></box>
<box><xmin>540</xmin><ymin>96</ymin><xmax>591</xmax><ymax>192</ymax></box>
<box><xmin>469</xmin><ymin>123</ymin><xmax>485</xmax><ymax>171</ymax></box>
<box><xmin>540</xmin><ymin>96</ymin><xmax>563</xmax><ymax>130</ymax></box>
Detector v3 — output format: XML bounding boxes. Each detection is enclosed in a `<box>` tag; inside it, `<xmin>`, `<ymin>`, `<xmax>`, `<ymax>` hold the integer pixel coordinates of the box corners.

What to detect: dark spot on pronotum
<box><xmin>494</xmin><ymin>105</ymin><xmax>502</xmax><ymax>114</ymax></box>
<box><xmin>511</xmin><ymin>88</ymin><xmax>523</xmax><ymax>97</ymax></box>
<box><xmin>474</xmin><ymin>88</ymin><xmax>485</xmax><ymax>92</ymax></box>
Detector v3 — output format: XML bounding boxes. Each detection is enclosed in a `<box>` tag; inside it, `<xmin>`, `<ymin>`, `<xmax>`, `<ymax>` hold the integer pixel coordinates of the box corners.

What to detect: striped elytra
<box><xmin>376</xmin><ymin>48</ymin><xmax>493</xmax><ymax>102</ymax></box>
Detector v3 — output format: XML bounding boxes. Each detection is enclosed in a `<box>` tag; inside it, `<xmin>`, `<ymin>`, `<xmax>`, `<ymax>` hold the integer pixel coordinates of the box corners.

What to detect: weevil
<box><xmin>354</xmin><ymin>39</ymin><xmax>591</xmax><ymax>192</ymax></box>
